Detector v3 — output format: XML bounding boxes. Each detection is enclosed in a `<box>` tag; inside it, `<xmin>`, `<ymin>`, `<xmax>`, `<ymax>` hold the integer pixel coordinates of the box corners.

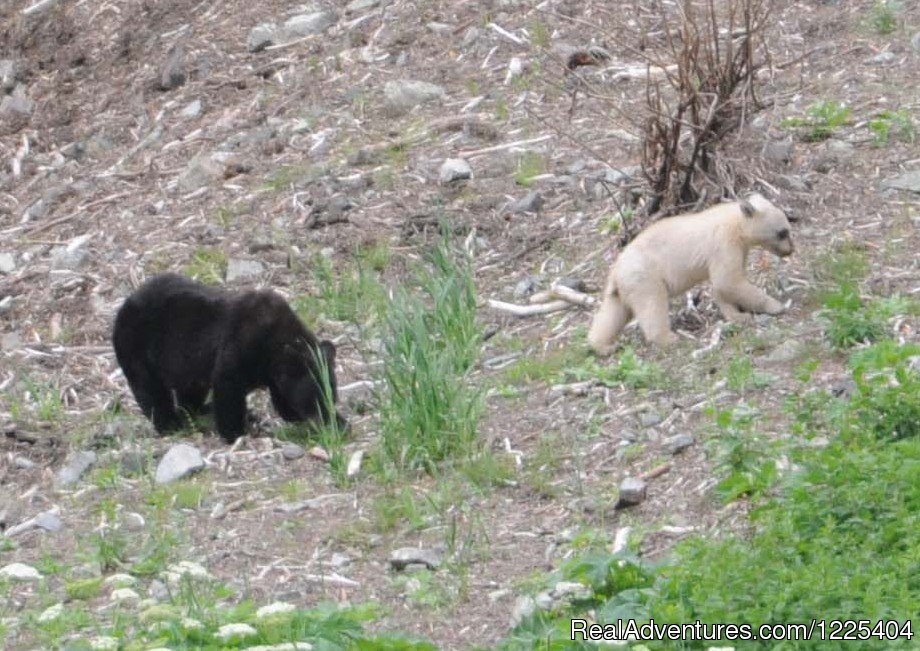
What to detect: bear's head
<box><xmin>270</xmin><ymin>339</ymin><xmax>346</xmax><ymax>431</ymax></box>
<box><xmin>739</xmin><ymin>193</ymin><xmax>794</xmax><ymax>257</ymax></box>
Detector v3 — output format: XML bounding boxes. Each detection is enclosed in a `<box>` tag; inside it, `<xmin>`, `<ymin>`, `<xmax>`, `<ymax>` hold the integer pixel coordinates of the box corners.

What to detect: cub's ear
<box><xmin>319</xmin><ymin>340</ymin><xmax>337</xmax><ymax>366</ymax></box>
<box><xmin>739</xmin><ymin>199</ymin><xmax>756</xmax><ymax>218</ymax></box>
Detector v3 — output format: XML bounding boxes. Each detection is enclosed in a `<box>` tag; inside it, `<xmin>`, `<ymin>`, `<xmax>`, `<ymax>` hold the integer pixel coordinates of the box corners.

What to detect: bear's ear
<box><xmin>319</xmin><ymin>340</ymin><xmax>336</xmax><ymax>366</ymax></box>
<box><xmin>739</xmin><ymin>199</ymin><xmax>756</xmax><ymax>218</ymax></box>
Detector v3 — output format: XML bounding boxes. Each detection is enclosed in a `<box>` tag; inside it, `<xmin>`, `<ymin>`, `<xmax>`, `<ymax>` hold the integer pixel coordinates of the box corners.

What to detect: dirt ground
<box><xmin>1</xmin><ymin>0</ymin><xmax>919</xmax><ymax>648</ymax></box>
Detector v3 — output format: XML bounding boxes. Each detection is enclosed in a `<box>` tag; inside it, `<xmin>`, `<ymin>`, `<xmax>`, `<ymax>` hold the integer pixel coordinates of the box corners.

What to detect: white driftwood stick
<box><xmin>458</xmin><ymin>134</ymin><xmax>553</xmax><ymax>158</ymax></box>
<box><xmin>529</xmin><ymin>285</ymin><xmax>595</xmax><ymax>307</ymax></box>
<box><xmin>487</xmin><ymin>22</ymin><xmax>525</xmax><ymax>45</ymax></box>
<box><xmin>691</xmin><ymin>323</ymin><xmax>724</xmax><ymax>359</ymax></box>
<box><xmin>302</xmin><ymin>573</ymin><xmax>360</xmax><ymax>588</ymax></box>
<box><xmin>488</xmin><ymin>298</ymin><xmax>570</xmax><ymax>317</ymax></box>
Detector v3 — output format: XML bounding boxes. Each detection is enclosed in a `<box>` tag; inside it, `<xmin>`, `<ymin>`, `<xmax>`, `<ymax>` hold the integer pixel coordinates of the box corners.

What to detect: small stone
<box><xmin>226</xmin><ymin>258</ymin><xmax>264</xmax><ymax>282</ymax></box>
<box><xmin>148</xmin><ymin>579</ymin><xmax>169</xmax><ymax>601</ymax></box>
<box><xmin>912</xmin><ymin>31</ymin><xmax>920</xmax><ymax>52</ymax></box>
<box><xmin>347</xmin><ymin>0</ymin><xmax>379</xmax><ymax>11</ymax></box>
<box><xmin>761</xmin><ymin>138</ymin><xmax>794</xmax><ymax>164</ymax></box>
<box><xmin>638</xmin><ymin>410</ymin><xmax>662</xmax><ymax>428</ymax></box>
<box><xmin>0</xmin><ymin>59</ymin><xmax>16</xmax><ymax>92</ymax></box>
<box><xmin>155</xmin><ymin>444</ymin><xmax>205</xmax><ymax>484</ymax></box>
<box><xmin>56</xmin><ymin>450</ymin><xmax>97</xmax><ymax>487</ymax></box>
<box><xmin>602</xmin><ymin>167</ymin><xmax>632</xmax><ymax>185</ymax></box>
<box><xmin>216</xmin><ymin>623</ymin><xmax>258</xmax><ymax>642</ymax></box>
<box><xmin>550</xmin><ymin>581</ymin><xmax>591</xmax><ymax>601</ymax></box>
<box><xmin>248</xmin><ymin>23</ymin><xmax>278</xmax><ymax>52</ymax></box>
<box><xmin>616</xmin><ymin>477</ymin><xmax>647</xmax><ymax>508</ymax></box>
<box><xmin>111</xmin><ymin>587</ymin><xmax>141</xmax><ymax>606</ymax></box>
<box><xmin>256</xmin><ymin>602</ymin><xmax>296</xmax><ymax>619</ymax></box>
<box><xmin>0</xmin><ymin>562</ymin><xmax>42</xmax><ymax>581</ymax></box>
<box><xmin>439</xmin><ymin>158</ymin><xmax>472</xmax><ymax>183</ymax></box>
<box><xmin>281</xmin><ymin>443</ymin><xmax>305</xmax><ymax>460</ymax></box>
<box><xmin>389</xmin><ymin>547</ymin><xmax>443</xmax><ymax>571</ymax></box>
<box><xmin>865</xmin><ymin>51</ymin><xmax>896</xmax><ymax>65</ymax></box>
<box><xmin>534</xmin><ymin>591</ymin><xmax>554</xmax><ymax>610</ymax></box>
<box><xmin>776</xmin><ymin>175</ymin><xmax>808</xmax><ymax>192</ymax></box>
<box><xmin>555</xmin><ymin>276</ymin><xmax>588</xmax><ymax>292</ymax></box>
<box><xmin>513</xmin><ymin>275</ymin><xmax>540</xmax><ymax>298</ymax></box>
<box><xmin>509</xmin><ymin>595</ymin><xmax>536</xmax><ymax>627</ymax></box>
<box><xmin>90</xmin><ymin>636</ymin><xmax>119</xmax><ymax>651</ymax></box>
<box><xmin>180</xmin><ymin>100</ymin><xmax>202</xmax><ymax>118</ymax></box>
<box><xmin>508</xmin><ymin>190</ymin><xmax>544</xmax><ymax>214</ymax></box>
<box><xmin>104</xmin><ymin>573</ymin><xmax>137</xmax><ymax>587</ymax></box>
<box><xmin>159</xmin><ymin>43</ymin><xmax>186</xmax><ymax>90</ymax></box>
<box><xmin>346</xmin><ymin>450</ymin><xmax>364</xmax><ymax>477</ymax></box>
<box><xmin>282</xmin><ymin>11</ymin><xmax>337</xmax><ymax>38</ymax></box>
<box><xmin>123</xmin><ymin>511</ymin><xmax>146</xmax><ymax>531</ymax></box>
<box><xmin>328</xmin><ymin>552</ymin><xmax>351</xmax><ymax>568</ymax></box>
<box><xmin>829</xmin><ymin>378</ymin><xmax>857</xmax><ymax>399</ymax></box>
<box><xmin>763</xmin><ymin>339</ymin><xmax>804</xmax><ymax>363</ymax></box>
<box><xmin>163</xmin><ymin>561</ymin><xmax>210</xmax><ymax>587</ymax></box>
<box><xmin>33</xmin><ymin>510</ymin><xmax>63</xmax><ymax>532</ymax></box>
<box><xmin>0</xmin><ymin>94</ymin><xmax>33</xmax><ymax>118</ymax></box>
<box><xmin>882</xmin><ymin>171</ymin><xmax>920</xmax><ymax>194</ymax></box>
<box><xmin>664</xmin><ymin>433</ymin><xmax>695</xmax><ymax>455</ymax></box>
<box><xmin>177</xmin><ymin>152</ymin><xmax>224</xmax><ymax>192</ymax></box>
<box><xmin>13</xmin><ymin>455</ymin><xmax>34</xmax><ymax>469</ymax></box>
<box><xmin>1</xmin><ymin>332</ymin><xmax>22</xmax><ymax>351</ymax></box>
<box><xmin>38</xmin><ymin>603</ymin><xmax>64</xmax><ymax>623</ymax></box>
<box><xmin>0</xmin><ymin>252</ymin><xmax>14</xmax><ymax>275</ymax></box>
<box><xmin>383</xmin><ymin>79</ymin><xmax>445</xmax><ymax>116</ymax></box>
<box><xmin>50</xmin><ymin>233</ymin><xmax>92</xmax><ymax>271</ymax></box>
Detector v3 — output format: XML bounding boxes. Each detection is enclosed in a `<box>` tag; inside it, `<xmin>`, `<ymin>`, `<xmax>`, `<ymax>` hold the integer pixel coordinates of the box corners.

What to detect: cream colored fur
<box><xmin>588</xmin><ymin>194</ymin><xmax>794</xmax><ymax>353</ymax></box>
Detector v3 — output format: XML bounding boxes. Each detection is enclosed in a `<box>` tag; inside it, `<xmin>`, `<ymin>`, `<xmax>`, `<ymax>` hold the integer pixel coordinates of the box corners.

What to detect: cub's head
<box><xmin>270</xmin><ymin>339</ymin><xmax>347</xmax><ymax>431</ymax></box>
<box><xmin>739</xmin><ymin>193</ymin><xmax>794</xmax><ymax>257</ymax></box>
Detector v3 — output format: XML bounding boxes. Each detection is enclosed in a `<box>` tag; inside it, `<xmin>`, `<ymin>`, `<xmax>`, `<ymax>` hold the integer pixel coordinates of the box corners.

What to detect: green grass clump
<box><xmin>782</xmin><ymin>100</ymin><xmax>852</xmax><ymax>142</ymax></box>
<box><xmin>514</xmin><ymin>151</ymin><xmax>545</xmax><ymax>187</ymax></box>
<box><xmin>294</xmin><ymin>251</ymin><xmax>388</xmax><ymax>328</ymax></box>
<box><xmin>497</xmin><ymin>340</ymin><xmax>920</xmax><ymax>650</ymax></box>
<box><xmin>868</xmin><ymin>109</ymin><xmax>915</xmax><ymax>145</ymax></box>
<box><xmin>377</xmin><ymin>239</ymin><xmax>483</xmax><ymax>474</ymax></box>
<box><xmin>183</xmin><ymin>248</ymin><xmax>227</xmax><ymax>285</ymax></box>
<box><xmin>867</xmin><ymin>0</ymin><xmax>899</xmax><ymax>34</ymax></box>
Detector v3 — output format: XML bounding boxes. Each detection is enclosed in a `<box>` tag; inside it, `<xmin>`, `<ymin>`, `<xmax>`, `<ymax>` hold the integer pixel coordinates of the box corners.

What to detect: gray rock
<box><xmin>389</xmin><ymin>547</ymin><xmax>443</xmax><ymax>571</ymax></box>
<box><xmin>0</xmin><ymin>94</ymin><xmax>33</xmax><ymax>118</ymax></box>
<box><xmin>0</xmin><ymin>563</ymin><xmax>41</xmax><ymax>582</ymax></box>
<box><xmin>226</xmin><ymin>258</ymin><xmax>264</xmax><ymax>282</ymax></box>
<box><xmin>829</xmin><ymin>378</ymin><xmax>857</xmax><ymax>399</ymax></box>
<box><xmin>283</xmin><ymin>11</ymin><xmax>337</xmax><ymax>38</ymax></box>
<box><xmin>0</xmin><ymin>59</ymin><xmax>16</xmax><ymax>93</ymax></box>
<box><xmin>664</xmin><ymin>433</ymin><xmax>695</xmax><ymax>455</ymax></box>
<box><xmin>908</xmin><ymin>355</ymin><xmax>920</xmax><ymax>375</ymax></box>
<box><xmin>347</xmin><ymin>0</ymin><xmax>380</xmax><ymax>12</ymax></box>
<box><xmin>513</xmin><ymin>275</ymin><xmax>540</xmax><ymax>298</ymax></box>
<box><xmin>912</xmin><ymin>32</ymin><xmax>920</xmax><ymax>53</ymax></box>
<box><xmin>248</xmin><ymin>23</ymin><xmax>278</xmax><ymax>52</ymax></box>
<box><xmin>439</xmin><ymin>158</ymin><xmax>472</xmax><ymax>183</ymax></box>
<box><xmin>1</xmin><ymin>332</ymin><xmax>22</xmax><ymax>351</ymax></box>
<box><xmin>155</xmin><ymin>444</ymin><xmax>205</xmax><ymax>484</ymax></box>
<box><xmin>509</xmin><ymin>190</ymin><xmax>544</xmax><ymax>214</ymax></box>
<box><xmin>383</xmin><ymin>79</ymin><xmax>445</xmax><ymax>115</ymax></box>
<box><xmin>509</xmin><ymin>595</ymin><xmax>536</xmax><ymax>627</ymax></box>
<box><xmin>761</xmin><ymin>138</ymin><xmax>794</xmax><ymax>164</ymax></box>
<box><xmin>177</xmin><ymin>153</ymin><xmax>224</xmax><ymax>193</ymax></box>
<box><xmin>882</xmin><ymin>171</ymin><xmax>920</xmax><ymax>193</ymax></box>
<box><xmin>865</xmin><ymin>51</ymin><xmax>896</xmax><ymax>65</ymax></box>
<box><xmin>13</xmin><ymin>455</ymin><xmax>34</xmax><ymax>469</ymax></box>
<box><xmin>180</xmin><ymin>100</ymin><xmax>202</xmax><ymax>118</ymax></box>
<box><xmin>616</xmin><ymin>477</ymin><xmax>647</xmax><ymax>508</ymax></box>
<box><xmin>776</xmin><ymin>174</ymin><xmax>809</xmax><ymax>192</ymax></box>
<box><xmin>638</xmin><ymin>410</ymin><xmax>662</xmax><ymax>428</ymax></box>
<box><xmin>159</xmin><ymin>43</ymin><xmax>186</xmax><ymax>90</ymax></box>
<box><xmin>281</xmin><ymin>443</ymin><xmax>305</xmax><ymax>460</ymax></box>
<box><xmin>33</xmin><ymin>510</ymin><xmax>64</xmax><ymax>532</ymax></box>
<box><xmin>50</xmin><ymin>233</ymin><xmax>91</xmax><ymax>271</ymax></box>
<box><xmin>56</xmin><ymin>451</ymin><xmax>97</xmax><ymax>487</ymax></box>
<box><xmin>764</xmin><ymin>339</ymin><xmax>805</xmax><ymax>363</ymax></box>
<box><xmin>602</xmin><ymin>166</ymin><xmax>632</xmax><ymax>185</ymax></box>
<box><xmin>567</xmin><ymin>159</ymin><xmax>588</xmax><ymax>175</ymax></box>
<box><xmin>0</xmin><ymin>252</ymin><xmax>14</xmax><ymax>275</ymax></box>
<box><xmin>550</xmin><ymin>581</ymin><xmax>591</xmax><ymax>601</ymax></box>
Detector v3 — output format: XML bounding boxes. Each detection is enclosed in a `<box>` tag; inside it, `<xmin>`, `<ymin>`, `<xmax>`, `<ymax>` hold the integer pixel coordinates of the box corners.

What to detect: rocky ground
<box><xmin>1</xmin><ymin>0</ymin><xmax>919</xmax><ymax>649</ymax></box>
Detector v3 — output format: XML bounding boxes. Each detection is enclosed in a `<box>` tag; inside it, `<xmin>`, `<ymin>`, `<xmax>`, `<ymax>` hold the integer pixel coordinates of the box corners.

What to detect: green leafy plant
<box><xmin>183</xmin><ymin>248</ymin><xmax>227</xmax><ymax>285</ymax></box>
<box><xmin>867</xmin><ymin>0</ymin><xmax>899</xmax><ymax>34</ymax></box>
<box><xmin>782</xmin><ymin>101</ymin><xmax>852</xmax><ymax>141</ymax></box>
<box><xmin>514</xmin><ymin>151</ymin><xmax>545</xmax><ymax>187</ymax></box>
<box><xmin>377</xmin><ymin>238</ymin><xmax>483</xmax><ymax>474</ymax></box>
<box><xmin>709</xmin><ymin>406</ymin><xmax>778</xmax><ymax>502</ymax></box>
<box><xmin>868</xmin><ymin>109</ymin><xmax>915</xmax><ymax>145</ymax></box>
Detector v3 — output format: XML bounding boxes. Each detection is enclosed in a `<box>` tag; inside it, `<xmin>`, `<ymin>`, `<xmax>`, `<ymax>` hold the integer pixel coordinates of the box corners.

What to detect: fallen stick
<box><xmin>458</xmin><ymin>134</ymin><xmax>553</xmax><ymax>158</ymax></box>
<box><xmin>640</xmin><ymin>463</ymin><xmax>671</xmax><ymax>481</ymax></box>
<box><xmin>487</xmin><ymin>298</ymin><xmax>570</xmax><ymax>317</ymax></box>
<box><xmin>531</xmin><ymin>284</ymin><xmax>595</xmax><ymax>307</ymax></box>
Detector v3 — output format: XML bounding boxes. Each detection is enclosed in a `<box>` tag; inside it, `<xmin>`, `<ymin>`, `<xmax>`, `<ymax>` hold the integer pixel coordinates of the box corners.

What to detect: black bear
<box><xmin>112</xmin><ymin>273</ymin><xmax>344</xmax><ymax>443</ymax></box>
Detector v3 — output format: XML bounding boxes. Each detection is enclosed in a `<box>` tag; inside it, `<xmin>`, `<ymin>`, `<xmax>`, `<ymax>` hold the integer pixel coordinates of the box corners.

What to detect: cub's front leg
<box><xmin>715</xmin><ymin>280</ymin><xmax>785</xmax><ymax>317</ymax></box>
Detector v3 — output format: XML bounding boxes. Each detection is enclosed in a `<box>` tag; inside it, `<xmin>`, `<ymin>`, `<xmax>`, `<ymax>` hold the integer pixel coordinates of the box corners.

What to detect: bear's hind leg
<box><xmin>121</xmin><ymin>360</ymin><xmax>182</xmax><ymax>433</ymax></box>
<box><xmin>630</xmin><ymin>285</ymin><xmax>678</xmax><ymax>346</ymax></box>
<box><xmin>588</xmin><ymin>291</ymin><xmax>632</xmax><ymax>356</ymax></box>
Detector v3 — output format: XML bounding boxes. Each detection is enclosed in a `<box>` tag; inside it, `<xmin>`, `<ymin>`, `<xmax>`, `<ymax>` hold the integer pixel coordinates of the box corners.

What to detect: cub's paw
<box><xmin>764</xmin><ymin>298</ymin><xmax>786</xmax><ymax>315</ymax></box>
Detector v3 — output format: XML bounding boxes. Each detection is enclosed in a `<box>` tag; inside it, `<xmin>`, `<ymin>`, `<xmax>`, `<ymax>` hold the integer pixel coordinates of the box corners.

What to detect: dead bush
<box><xmin>641</xmin><ymin>0</ymin><xmax>773</xmax><ymax>216</ymax></box>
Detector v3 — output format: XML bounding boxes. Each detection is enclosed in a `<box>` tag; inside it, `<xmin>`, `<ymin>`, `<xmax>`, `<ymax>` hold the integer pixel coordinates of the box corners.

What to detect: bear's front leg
<box><xmin>212</xmin><ymin>371</ymin><xmax>248</xmax><ymax>444</ymax></box>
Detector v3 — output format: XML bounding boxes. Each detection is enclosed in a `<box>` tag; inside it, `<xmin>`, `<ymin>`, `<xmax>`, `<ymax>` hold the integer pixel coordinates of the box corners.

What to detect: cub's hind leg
<box><xmin>588</xmin><ymin>288</ymin><xmax>632</xmax><ymax>356</ymax></box>
<box><xmin>120</xmin><ymin>359</ymin><xmax>183</xmax><ymax>432</ymax></box>
<box><xmin>628</xmin><ymin>284</ymin><xmax>678</xmax><ymax>346</ymax></box>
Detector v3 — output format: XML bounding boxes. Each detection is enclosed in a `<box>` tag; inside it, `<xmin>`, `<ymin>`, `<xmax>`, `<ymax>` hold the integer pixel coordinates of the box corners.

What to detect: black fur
<box><xmin>112</xmin><ymin>273</ymin><xmax>342</xmax><ymax>443</ymax></box>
